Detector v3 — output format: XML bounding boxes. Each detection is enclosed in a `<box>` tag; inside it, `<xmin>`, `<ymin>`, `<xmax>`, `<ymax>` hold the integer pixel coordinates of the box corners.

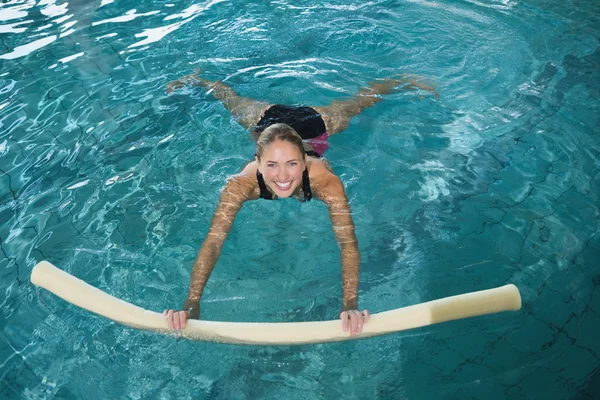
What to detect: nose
<box><xmin>275</xmin><ymin>166</ymin><xmax>289</xmax><ymax>180</ymax></box>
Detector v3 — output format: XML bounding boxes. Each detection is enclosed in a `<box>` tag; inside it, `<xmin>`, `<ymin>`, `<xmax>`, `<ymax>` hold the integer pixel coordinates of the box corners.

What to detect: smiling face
<box><xmin>257</xmin><ymin>139</ymin><xmax>306</xmax><ymax>198</ymax></box>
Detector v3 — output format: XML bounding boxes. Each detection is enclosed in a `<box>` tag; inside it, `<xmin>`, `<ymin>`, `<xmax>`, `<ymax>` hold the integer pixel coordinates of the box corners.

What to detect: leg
<box><xmin>313</xmin><ymin>74</ymin><xmax>438</xmax><ymax>135</ymax></box>
<box><xmin>166</xmin><ymin>70</ymin><xmax>271</xmax><ymax>130</ymax></box>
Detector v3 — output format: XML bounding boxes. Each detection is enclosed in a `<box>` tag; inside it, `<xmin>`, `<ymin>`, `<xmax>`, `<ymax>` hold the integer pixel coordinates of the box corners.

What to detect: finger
<box><xmin>173</xmin><ymin>311</ymin><xmax>181</xmax><ymax>331</ymax></box>
<box><xmin>340</xmin><ymin>311</ymin><xmax>349</xmax><ymax>332</ymax></box>
<box><xmin>162</xmin><ymin>310</ymin><xmax>167</xmax><ymax>316</ymax></box>
<box><xmin>357</xmin><ymin>311</ymin><xmax>364</xmax><ymax>334</ymax></box>
<box><xmin>167</xmin><ymin>310</ymin><xmax>175</xmax><ymax>330</ymax></box>
<box><xmin>363</xmin><ymin>310</ymin><xmax>370</xmax><ymax>323</ymax></box>
<box><xmin>173</xmin><ymin>312</ymin><xmax>181</xmax><ymax>331</ymax></box>
<box><xmin>178</xmin><ymin>311</ymin><xmax>187</xmax><ymax>330</ymax></box>
<box><xmin>350</xmin><ymin>311</ymin><xmax>359</xmax><ymax>336</ymax></box>
<box><xmin>174</xmin><ymin>311</ymin><xmax>182</xmax><ymax>331</ymax></box>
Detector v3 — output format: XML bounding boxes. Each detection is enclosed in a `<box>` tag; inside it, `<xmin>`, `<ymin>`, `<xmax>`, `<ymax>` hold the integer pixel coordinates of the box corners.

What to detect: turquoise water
<box><xmin>1</xmin><ymin>0</ymin><xmax>599</xmax><ymax>398</ymax></box>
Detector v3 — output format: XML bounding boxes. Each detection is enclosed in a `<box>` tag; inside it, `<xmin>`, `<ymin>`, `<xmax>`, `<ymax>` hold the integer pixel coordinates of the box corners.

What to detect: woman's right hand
<box><xmin>163</xmin><ymin>302</ymin><xmax>200</xmax><ymax>331</ymax></box>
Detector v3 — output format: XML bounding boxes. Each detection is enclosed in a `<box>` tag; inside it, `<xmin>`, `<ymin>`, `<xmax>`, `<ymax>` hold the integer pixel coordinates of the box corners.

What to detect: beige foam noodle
<box><xmin>30</xmin><ymin>261</ymin><xmax>521</xmax><ymax>345</ymax></box>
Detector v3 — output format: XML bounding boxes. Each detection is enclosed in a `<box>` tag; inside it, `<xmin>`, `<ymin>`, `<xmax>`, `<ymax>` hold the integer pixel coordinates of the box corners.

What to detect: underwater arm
<box><xmin>318</xmin><ymin>175</ymin><xmax>370</xmax><ymax>336</ymax></box>
<box><xmin>182</xmin><ymin>176</ymin><xmax>254</xmax><ymax>318</ymax></box>
<box><xmin>318</xmin><ymin>175</ymin><xmax>360</xmax><ymax>311</ymax></box>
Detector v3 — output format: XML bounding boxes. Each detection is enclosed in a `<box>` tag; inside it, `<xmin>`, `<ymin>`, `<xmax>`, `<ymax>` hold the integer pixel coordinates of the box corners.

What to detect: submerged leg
<box><xmin>167</xmin><ymin>70</ymin><xmax>271</xmax><ymax>130</ymax></box>
<box><xmin>313</xmin><ymin>74</ymin><xmax>439</xmax><ymax>135</ymax></box>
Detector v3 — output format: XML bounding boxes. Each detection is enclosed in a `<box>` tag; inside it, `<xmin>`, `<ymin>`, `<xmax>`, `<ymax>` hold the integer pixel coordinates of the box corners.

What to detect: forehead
<box><xmin>261</xmin><ymin>139</ymin><xmax>303</xmax><ymax>158</ymax></box>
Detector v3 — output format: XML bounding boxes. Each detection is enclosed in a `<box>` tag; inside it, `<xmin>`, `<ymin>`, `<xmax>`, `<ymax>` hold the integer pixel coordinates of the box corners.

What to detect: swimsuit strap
<box><xmin>255</xmin><ymin>168</ymin><xmax>312</xmax><ymax>202</ymax></box>
<box><xmin>301</xmin><ymin>168</ymin><xmax>312</xmax><ymax>202</ymax></box>
<box><xmin>256</xmin><ymin>170</ymin><xmax>274</xmax><ymax>200</ymax></box>
<box><xmin>305</xmin><ymin>150</ymin><xmax>322</xmax><ymax>158</ymax></box>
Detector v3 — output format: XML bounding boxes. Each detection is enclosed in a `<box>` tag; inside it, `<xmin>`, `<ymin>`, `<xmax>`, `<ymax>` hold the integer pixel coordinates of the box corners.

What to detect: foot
<box><xmin>166</xmin><ymin>68</ymin><xmax>203</xmax><ymax>94</ymax></box>
<box><xmin>363</xmin><ymin>75</ymin><xmax>439</xmax><ymax>98</ymax></box>
<box><xmin>394</xmin><ymin>74</ymin><xmax>439</xmax><ymax>97</ymax></box>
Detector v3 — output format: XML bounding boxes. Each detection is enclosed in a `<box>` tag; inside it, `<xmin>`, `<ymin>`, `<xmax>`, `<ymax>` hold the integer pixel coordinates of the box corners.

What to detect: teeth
<box><xmin>276</xmin><ymin>181</ymin><xmax>291</xmax><ymax>188</ymax></box>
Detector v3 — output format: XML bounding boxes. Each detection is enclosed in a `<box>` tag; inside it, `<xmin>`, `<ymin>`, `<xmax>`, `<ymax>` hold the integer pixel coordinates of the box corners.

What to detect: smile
<box><xmin>274</xmin><ymin>180</ymin><xmax>292</xmax><ymax>190</ymax></box>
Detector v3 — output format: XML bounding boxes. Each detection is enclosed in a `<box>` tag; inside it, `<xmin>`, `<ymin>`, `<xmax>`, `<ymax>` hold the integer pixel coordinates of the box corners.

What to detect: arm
<box><xmin>317</xmin><ymin>174</ymin><xmax>360</xmax><ymax>311</ymax></box>
<box><xmin>185</xmin><ymin>176</ymin><xmax>254</xmax><ymax>312</ymax></box>
<box><xmin>164</xmin><ymin>175</ymin><xmax>255</xmax><ymax>329</ymax></box>
<box><xmin>316</xmin><ymin>174</ymin><xmax>369</xmax><ymax>336</ymax></box>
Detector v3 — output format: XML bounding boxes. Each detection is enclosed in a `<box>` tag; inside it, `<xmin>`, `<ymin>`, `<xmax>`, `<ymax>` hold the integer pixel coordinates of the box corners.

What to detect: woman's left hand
<box><xmin>339</xmin><ymin>309</ymin><xmax>370</xmax><ymax>336</ymax></box>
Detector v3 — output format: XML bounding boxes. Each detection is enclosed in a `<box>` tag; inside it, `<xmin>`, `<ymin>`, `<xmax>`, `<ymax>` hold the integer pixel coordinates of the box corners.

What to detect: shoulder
<box><xmin>222</xmin><ymin>165</ymin><xmax>259</xmax><ymax>202</ymax></box>
<box><xmin>308</xmin><ymin>159</ymin><xmax>346</xmax><ymax>201</ymax></box>
<box><xmin>307</xmin><ymin>157</ymin><xmax>333</xmax><ymax>174</ymax></box>
<box><xmin>240</xmin><ymin>159</ymin><xmax>259</xmax><ymax>175</ymax></box>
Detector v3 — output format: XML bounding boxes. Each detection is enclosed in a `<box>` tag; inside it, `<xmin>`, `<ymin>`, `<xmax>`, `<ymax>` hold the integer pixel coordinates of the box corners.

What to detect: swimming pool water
<box><xmin>1</xmin><ymin>0</ymin><xmax>599</xmax><ymax>398</ymax></box>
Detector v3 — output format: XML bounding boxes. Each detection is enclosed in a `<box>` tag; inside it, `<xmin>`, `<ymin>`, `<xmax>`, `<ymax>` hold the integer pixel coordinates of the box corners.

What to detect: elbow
<box><xmin>337</xmin><ymin>233</ymin><xmax>358</xmax><ymax>249</ymax></box>
<box><xmin>201</xmin><ymin>239</ymin><xmax>224</xmax><ymax>255</ymax></box>
<box><xmin>339</xmin><ymin>240</ymin><xmax>360</xmax><ymax>256</ymax></box>
<box><xmin>339</xmin><ymin>239</ymin><xmax>358</xmax><ymax>248</ymax></box>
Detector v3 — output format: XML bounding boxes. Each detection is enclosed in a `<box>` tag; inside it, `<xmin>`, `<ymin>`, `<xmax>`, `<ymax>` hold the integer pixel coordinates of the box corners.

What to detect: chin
<box><xmin>273</xmin><ymin>189</ymin><xmax>294</xmax><ymax>199</ymax></box>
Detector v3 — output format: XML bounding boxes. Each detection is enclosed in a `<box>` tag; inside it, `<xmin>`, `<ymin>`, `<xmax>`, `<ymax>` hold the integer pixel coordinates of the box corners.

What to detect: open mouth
<box><xmin>274</xmin><ymin>180</ymin><xmax>292</xmax><ymax>191</ymax></box>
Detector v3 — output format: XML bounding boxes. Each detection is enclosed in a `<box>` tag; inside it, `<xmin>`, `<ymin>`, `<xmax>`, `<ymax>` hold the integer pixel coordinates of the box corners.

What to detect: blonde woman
<box><xmin>163</xmin><ymin>72</ymin><xmax>437</xmax><ymax>336</ymax></box>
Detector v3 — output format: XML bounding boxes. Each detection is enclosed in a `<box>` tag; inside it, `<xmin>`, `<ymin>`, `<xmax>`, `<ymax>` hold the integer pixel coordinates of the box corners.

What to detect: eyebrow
<box><xmin>266</xmin><ymin>159</ymin><xmax>301</xmax><ymax>163</ymax></box>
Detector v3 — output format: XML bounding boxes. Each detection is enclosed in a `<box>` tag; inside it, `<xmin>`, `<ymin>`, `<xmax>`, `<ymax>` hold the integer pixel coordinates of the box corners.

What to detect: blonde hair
<box><xmin>255</xmin><ymin>123</ymin><xmax>305</xmax><ymax>160</ymax></box>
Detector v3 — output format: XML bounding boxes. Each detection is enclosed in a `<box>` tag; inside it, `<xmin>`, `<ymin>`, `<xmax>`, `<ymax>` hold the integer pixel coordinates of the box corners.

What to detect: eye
<box><xmin>267</xmin><ymin>163</ymin><xmax>276</xmax><ymax>168</ymax></box>
<box><xmin>289</xmin><ymin>162</ymin><xmax>297</xmax><ymax>167</ymax></box>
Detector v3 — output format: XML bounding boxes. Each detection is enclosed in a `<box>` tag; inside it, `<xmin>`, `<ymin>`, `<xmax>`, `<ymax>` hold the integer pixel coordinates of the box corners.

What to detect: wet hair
<box><xmin>255</xmin><ymin>123</ymin><xmax>306</xmax><ymax>160</ymax></box>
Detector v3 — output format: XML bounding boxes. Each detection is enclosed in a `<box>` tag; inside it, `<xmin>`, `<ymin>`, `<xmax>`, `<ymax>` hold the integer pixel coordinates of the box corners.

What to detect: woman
<box><xmin>163</xmin><ymin>71</ymin><xmax>437</xmax><ymax>337</ymax></box>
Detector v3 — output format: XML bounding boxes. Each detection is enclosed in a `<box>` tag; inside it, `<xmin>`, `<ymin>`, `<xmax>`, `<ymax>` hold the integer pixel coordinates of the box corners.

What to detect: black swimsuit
<box><xmin>256</xmin><ymin>168</ymin><xmax>313</xmax><ymax>202</ymax></box>
<box><xmin>254</xmin><ymin>105</ymin><xmax>326</xmax><ymax>140</ymax></box>
<box><xmin>255</xmin><ymin>104</ymin><xmax>329</xmax><ymax>158</ymax></box>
